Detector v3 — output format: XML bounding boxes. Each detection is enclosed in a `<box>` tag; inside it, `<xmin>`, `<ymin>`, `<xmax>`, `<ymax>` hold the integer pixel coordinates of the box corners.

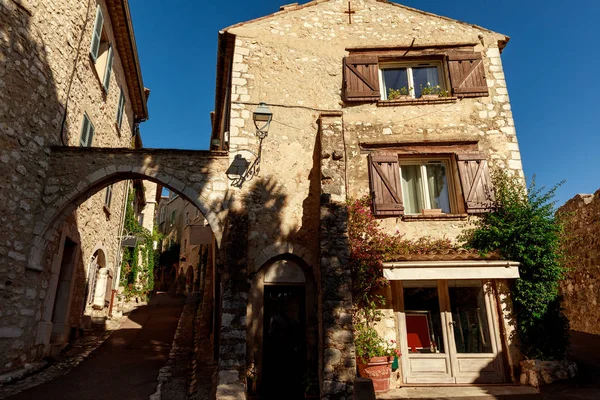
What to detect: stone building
<box><xmin>155</xmin><ymin>191</ymin><xmax>215</xmax><ymax>295</ymax></box>
<box><xmin>557</xmin><ymin>190</ymin><xmax>600</xmax><ymax>335</ymax></box>
<box><xmin>208</xmin><ymin>1</ymin><xmax>524</xmax><ymax>398</ymax></box>
<box><xmin>0</xmin><ymin>0</ymin><xmax>148</xmax><ymax>373</ymax></box>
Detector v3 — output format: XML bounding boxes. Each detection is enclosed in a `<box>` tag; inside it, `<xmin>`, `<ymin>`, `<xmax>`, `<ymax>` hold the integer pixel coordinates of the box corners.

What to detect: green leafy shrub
<box><xmin>388</xmin><ymin>87</ymin><xmax>410</xmax><ymax>100</ymax></box>
<box><xmin>461</xmin><ymin>172</ymin><xmax>569</xmax><ymax>360</ymax></box>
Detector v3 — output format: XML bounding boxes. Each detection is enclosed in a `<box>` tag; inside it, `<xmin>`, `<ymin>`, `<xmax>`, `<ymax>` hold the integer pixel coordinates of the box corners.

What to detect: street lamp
<box><xmin>253</xmin><ymin>102</ymin><xmax>272</xmax><ymax>139</ymax></box>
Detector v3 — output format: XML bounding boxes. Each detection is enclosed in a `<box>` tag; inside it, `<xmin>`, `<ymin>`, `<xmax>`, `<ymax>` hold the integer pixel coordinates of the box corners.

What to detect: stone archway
<box><xmin>28</xmin><ymin>147</ymin><xmax>230</xmax><ymax>272</ymax></box>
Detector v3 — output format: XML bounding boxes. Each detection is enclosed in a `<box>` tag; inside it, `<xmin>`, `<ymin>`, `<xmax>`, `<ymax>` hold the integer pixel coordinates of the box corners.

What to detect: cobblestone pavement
<box><xmin>0</xmin><ymin>293</ymin><xmax>184</xmax><ymax>400</ymax></box>
<box><xmin>0</xmin><ymin>314</ymin><xmax>126</xmax><ymax>399</ymax></box>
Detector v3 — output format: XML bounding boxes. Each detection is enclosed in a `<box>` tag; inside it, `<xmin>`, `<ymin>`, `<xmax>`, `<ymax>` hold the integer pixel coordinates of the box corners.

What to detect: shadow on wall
<box><xmin>0</xmin><ymin>0</ymin><xmax>74</xmax><ymax>372</ymax></box>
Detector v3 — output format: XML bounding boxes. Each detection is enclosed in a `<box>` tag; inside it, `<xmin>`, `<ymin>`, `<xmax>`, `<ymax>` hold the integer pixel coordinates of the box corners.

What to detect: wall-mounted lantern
<box><xmin>253</xmin><ymin>102</ymin><xmax>272</xmax><ymax>139</ymax></box>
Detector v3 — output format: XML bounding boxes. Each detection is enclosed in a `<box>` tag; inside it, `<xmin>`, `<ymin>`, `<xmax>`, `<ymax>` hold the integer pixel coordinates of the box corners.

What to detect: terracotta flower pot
<box><xmin>356</xmin><ymin>356</ymin><xmax>392</xmax><ymax>393</ymax></box>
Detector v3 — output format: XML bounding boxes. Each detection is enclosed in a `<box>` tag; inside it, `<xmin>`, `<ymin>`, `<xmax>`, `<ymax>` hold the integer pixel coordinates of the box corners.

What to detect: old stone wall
<box><xmin>0</xmin><ymin>0</ymin><xmax>142</xmax><ymax>373</ymax></box>
<box><xmin>557</xmin><ymin>190</ymin><xmax>600</xmax><ymax>335</ymax></box>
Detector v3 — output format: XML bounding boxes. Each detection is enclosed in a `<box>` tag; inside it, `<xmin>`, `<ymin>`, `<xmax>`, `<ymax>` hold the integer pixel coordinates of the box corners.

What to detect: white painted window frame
<box><xmin>379</xmin><ymin>60</ymin><xmax>446</xmax><ymax>100</ymax></box>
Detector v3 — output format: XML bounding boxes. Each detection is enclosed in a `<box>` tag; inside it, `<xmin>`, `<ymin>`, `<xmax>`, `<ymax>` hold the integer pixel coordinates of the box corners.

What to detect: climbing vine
<box><xmin>461</xmin><ymin>172</ymin><xmax>569</xmax><ymax>360</ymax></box>
<box><xmin>119</xmin><ymin>189</ymin><xmax>162</xmax><ymax>300</ymax></box>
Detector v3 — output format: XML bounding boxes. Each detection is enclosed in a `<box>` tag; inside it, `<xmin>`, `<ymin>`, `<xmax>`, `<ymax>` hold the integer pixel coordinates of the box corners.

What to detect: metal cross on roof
<box><xmin>345</xmin><ymin>0</ymin><xmax>356</xmax><ymax>24</ymax></box>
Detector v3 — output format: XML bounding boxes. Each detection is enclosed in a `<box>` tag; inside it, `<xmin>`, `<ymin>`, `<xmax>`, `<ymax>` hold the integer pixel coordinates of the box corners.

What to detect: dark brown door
<box><xmin>262</xmin><ymin>285</ymin><xmax>306</xmax><ymax>400</ymax></box>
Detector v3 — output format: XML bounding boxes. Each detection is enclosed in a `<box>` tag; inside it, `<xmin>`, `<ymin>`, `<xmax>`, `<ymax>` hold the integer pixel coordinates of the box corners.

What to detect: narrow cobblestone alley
<box><xmin>1</xmin><ymin>293</ymin><xmax>184</xmax><ymax>400</ymax></box>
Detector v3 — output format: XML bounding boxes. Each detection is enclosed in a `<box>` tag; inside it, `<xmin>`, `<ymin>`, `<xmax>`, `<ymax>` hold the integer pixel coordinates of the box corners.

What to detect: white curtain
<box><xmin>426</xmin><ymin>164</ymin><xmax>450</xmax><ymax>213</ymax></box>
<box><xmin>401</xmin><ymin>165</ymin><xmax>424</xmax><ymax>214</ymax></box>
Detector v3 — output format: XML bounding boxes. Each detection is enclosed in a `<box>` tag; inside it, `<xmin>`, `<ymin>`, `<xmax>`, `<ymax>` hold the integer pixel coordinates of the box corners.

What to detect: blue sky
<box><xmin>129</xmin><ymin>0</ymin><xmax>600</xmax><ymax>206</ymax></box>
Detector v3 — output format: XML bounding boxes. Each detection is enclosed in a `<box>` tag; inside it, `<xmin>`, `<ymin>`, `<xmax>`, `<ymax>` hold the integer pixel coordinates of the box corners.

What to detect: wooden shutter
<box><xmin>447</xmin><ymin>53</ymin><xmax>488</xmax><ymax>98</ymax></box>
<box><xmin>90</xmin><ymin>5</ymin><xmax>104</xmax><ymax>61</ymax></box>
<box><xmin>80</xmin><ymin>115</ymin><xmax>90</xmax><ymax>147</ymax></box>
<box><xmin>343</xmin><ymin>55</ymin><xmax>380</xmax><ymax>102</ymax></box>
<box><xmin>456</xmin><ymin>153</ymin><xmax>494</xmax><ymax>213</ymax></box>
<box><xmin>368</xmin><ymin>153</ymin><xmax>404</xmax><ymax>217</ymax></box>
<box><xmin>103</xmin><ymin>44</ymin><xmax>114</xmax><ymax>91</ymax></box>
<box><xmin>116</xmin><ymin>88</ymin><xmax>125</xmax><ymax>128</ymax></box>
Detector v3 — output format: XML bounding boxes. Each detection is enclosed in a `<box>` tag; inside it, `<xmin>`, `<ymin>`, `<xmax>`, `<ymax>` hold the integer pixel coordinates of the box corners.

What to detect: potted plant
<box><xmin>303</xmin><ymin>368</ymin><xmax>319</xmax><ymax>399</ymax></box>
<box><xmin>354</xmin><ymin>297</ymin><xmax>401</xmax><ymax>393</ymax></box>
<box><xmin>387</xmin><ymin>87</ymin><xmax>412</xmax><ymax>101</ymax></box>
<box><xmin>246</xmin><ymin>363</ymin><xmax>259</xmax><ymax>400</ymax></box>
<box><xmin>419</xmin><ymin>84</ymin><xmax>448</xmax><ymax>99</ymax></box>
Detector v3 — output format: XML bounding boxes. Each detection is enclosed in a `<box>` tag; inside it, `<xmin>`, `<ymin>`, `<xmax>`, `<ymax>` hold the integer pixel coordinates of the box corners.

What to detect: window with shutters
<box><xmin>80</xmin><ymin>113</ymin><xmax>95</xmax><ymax>147</ymax></box>
<box><xmin>170</xmin><ymin>210</ymin><xmax>176</xmax><ymax>226</ymax></box>
<box><xmin>380</xmin><ymin>61</ymin><xmax>447</xmax><ymax>100</ymax></box>
<box><xmin>368</xmin><ymin>152</ymin><xmax>493</xmax><ymax>218</ymax></box>
<box><xmin>89</xmin><ymin>4</ymin><xmax>114</xmax><ymax>93</ymax></box>
<box><xmin>343</xmin><ymin>51</ymin><xmax>489</xmax><ymax>103</ymax></box>
<box><xmin>400</xmin><ymin>159</ymin><xmax>454</xmax><ymax>214</ymax></box>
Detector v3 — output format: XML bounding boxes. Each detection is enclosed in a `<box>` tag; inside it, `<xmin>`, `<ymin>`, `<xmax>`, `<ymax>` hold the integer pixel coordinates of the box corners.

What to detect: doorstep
<box><xmin>377</xmin><ymin>385</ymin><xmax>541</xmax><ymax>399</ymax></box>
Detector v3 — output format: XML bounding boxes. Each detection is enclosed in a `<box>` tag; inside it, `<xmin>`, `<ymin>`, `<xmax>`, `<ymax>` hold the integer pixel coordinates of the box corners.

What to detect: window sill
<box><xmin>377</xmin><ymin>97</ymin><xmax>458</xmax><ymax>107</ymax></box>
<box><xmin>402</xmin><ymin>213</ymin><xmax>468</xmax><ymax>222</ymax></box>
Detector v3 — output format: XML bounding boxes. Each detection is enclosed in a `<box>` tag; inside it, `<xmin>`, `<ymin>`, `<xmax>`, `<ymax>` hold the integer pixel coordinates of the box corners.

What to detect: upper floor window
<box><xmin>80</xmin><ymin>114</ymin><xmax>95</xmax><ymax>147</ymax></box>
<box><xmin>116</xmin><ymin>88</ymin><xmax>125</xmax><ymax>130</ymax></box>
<box><xmin>159</xmin><ymin>206</ymin><xmax>165</xmax><ymax>223</ymax></box>
<box><xmin>90</xmin><ymin>5</ymin><xmax>114</xmax><ymax>92</ymax></box>
<box><xmin>342</xmin><ymin>52</ymin><xmax>488</xmax><ymax>103</ymax></box>
<box><xmin>380</xmin><ymin>61</ymin><xmax>446</xmax><ymax>100</ymax></box>
<box><xmin>368</xmin><ymin>152</ymin><xmax>493</xmax><ymax>218</ymax></box>
<box><xmin>170</xmin><ymin>210</ymin><xmax>176</xmax><ymax>226</ymax></box>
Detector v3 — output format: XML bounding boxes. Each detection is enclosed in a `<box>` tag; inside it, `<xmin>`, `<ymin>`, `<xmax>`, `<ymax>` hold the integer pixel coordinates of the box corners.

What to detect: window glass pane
<box><xmin>403</xmin><ymin>283</ymin><xmax>445</xmax><ymax>354</ymax></box>
<box><xmin>425</xmin><ymin>163</ymin><xmax>450</xmax><ymax>213</ymax></box>
<box><xmin>448</xmin><ymin>280</ymin><xmax>493</xmax><ymax>354</ymax></box>
<box><xmin>412</xmin><ymin>66</ymin><xmax>440</xmax><ymax>98</ymax></box>
<box><xmin>382</xmin><ymin>68</ymin><xmax>409</xmax><ymax>98</ymax></box>
<box><xmin>401</xmin><ymin>165</ymin><xmax>424</xmax><ymax>214</ymax></box>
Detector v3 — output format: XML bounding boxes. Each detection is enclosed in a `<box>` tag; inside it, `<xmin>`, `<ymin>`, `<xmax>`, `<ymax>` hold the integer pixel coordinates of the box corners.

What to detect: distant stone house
<box><xmin>0</xmin><ymin>0</ymin><xmax>149</xmax><ymax>372</ymax></box>
<box><xmin>557</xmin><ymin>190</ymin><xmax>600</xmax><ymax>335</ymax></box>
<box><xmin>207</xmin><ymin>1</ymin><xmax>525</xmax><ymax>398</ymax></box>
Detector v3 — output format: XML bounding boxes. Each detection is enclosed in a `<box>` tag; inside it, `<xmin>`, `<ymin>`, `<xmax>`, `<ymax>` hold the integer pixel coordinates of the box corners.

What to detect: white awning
<box><xmin>382</xmin><ymin>260</ymin><xmax>520</xmax><ymax>281</ymax></box>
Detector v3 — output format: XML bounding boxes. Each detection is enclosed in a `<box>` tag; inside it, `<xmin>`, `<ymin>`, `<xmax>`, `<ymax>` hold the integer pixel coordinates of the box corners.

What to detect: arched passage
<box><xmin>28</xmin><ymin>147</ymin><xmax>230</xmax><ymax>272</ymax></box>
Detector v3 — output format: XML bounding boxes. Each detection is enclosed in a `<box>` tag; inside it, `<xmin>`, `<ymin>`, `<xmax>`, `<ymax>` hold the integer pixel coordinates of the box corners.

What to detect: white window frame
<box><xmin>80</xmin><ymin>113</ymin><xmax>95</xmax><ymax>147</ymax></box>
<box><xmin>379</xmin><ymin>60</ymin><xmax>446</xmax><ymax>100</ymax></box>
<box><xmin>399</xmin><ymin>157</ymin><xmax>457</xmax><ymax>215</ymax></box>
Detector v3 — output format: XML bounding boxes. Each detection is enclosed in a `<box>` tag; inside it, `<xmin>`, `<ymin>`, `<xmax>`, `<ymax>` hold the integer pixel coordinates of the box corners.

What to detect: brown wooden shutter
<box><xmin>343</xmin><ymin>55</ymin><xmax>381</xmax><ymax>102</ymax></box>
<box><xmin>447</xmin><ymin>53</ymin><xmax>489</xmax><ymax>98</ymax></box>
<box><xmin>456</xmin><ymin>153</ymin><xmax>494</xmax><ymax>213</ymax></box>
<box><xmin>368</xmin><ymin>153</ymin><xmax>404</xmax><ymax>217</ymax></box>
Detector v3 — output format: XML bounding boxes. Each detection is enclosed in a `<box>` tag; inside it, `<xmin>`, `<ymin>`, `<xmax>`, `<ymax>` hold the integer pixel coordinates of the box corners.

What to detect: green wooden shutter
<box><xmin>103</xmin><ymin>44</ymin><xmax>114</xmax><ymax>91</ymax></box>
<box><xmin>90</xmin><ymin>6</ymin><xmax>104</xmax><ymax>61</ymax></box>
<box><xmin>116</xmin><ymin>88</ymin><xmax>125</xmax><ymax>129</ymax></box>
<box><xmin>80</xmin><ymin>115</ymin><xmax>90</xmax><ymax>147</ymax></box>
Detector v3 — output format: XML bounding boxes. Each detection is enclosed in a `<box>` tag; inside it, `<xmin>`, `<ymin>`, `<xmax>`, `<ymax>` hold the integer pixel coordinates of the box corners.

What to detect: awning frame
<box><xmin>382</xmin><ymin>260</ymin><xmax>520</xmax><ymax>280</ymax></box>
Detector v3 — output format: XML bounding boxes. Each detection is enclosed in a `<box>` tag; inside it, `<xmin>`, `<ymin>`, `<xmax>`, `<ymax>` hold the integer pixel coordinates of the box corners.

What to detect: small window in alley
<box><xmin>380</xmin><ymin>61</ymin><xmax>446</xmax><ymax>100</ymax></box>
<box><xmin>80</xmin><ymin>114</ymin><xmax>95</xmax><ymax>147</ymax></box>
<box><xmin>399</xmin><ymin>159</ymin><xmax>453</xmax><ymax>214</ymax></box>
<box><xmin>170</xmin><ymin>210</ymin><xmax>176</xmax><ymax>226</ymax></box>
<box><xmin>104</xmin><ymin>184</ymin><xmax>113</xmax><ymax>208</ymax></box>
<box><xmin>90</xmin><ymin>5</ymin><xmax>114</xmax><ymax>92</ymax></box>
<box><xmin>116</xmin><ymin>88</ymin><xmax>125</xmax><ymax>130</ymax></box>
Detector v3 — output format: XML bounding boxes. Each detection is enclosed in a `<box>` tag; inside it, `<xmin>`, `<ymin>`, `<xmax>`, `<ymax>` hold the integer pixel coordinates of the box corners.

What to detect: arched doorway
<box><xmin>250</xmin><ymin>256</ymin><xmax>318</xmax><ymax>400</ymax></box>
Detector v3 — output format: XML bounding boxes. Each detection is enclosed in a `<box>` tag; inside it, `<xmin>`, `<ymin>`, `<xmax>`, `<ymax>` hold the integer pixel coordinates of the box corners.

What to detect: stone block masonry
<box><xmin>557</xmin><ymin>189</ymin><xmax>600</xmax><ymax>335</ymax></box>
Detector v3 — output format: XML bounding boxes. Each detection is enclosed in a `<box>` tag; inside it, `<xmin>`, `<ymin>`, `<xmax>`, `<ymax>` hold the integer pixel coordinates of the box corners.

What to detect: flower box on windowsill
<box><xmin>388</xmin><ymin>95</ymin><xmax>412</xmax><ymax>101</ymax></box>
<box><xmin>377</xmin><ymin>97</ymin><xmax>457</xmax><ymax>107</ymax></box>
